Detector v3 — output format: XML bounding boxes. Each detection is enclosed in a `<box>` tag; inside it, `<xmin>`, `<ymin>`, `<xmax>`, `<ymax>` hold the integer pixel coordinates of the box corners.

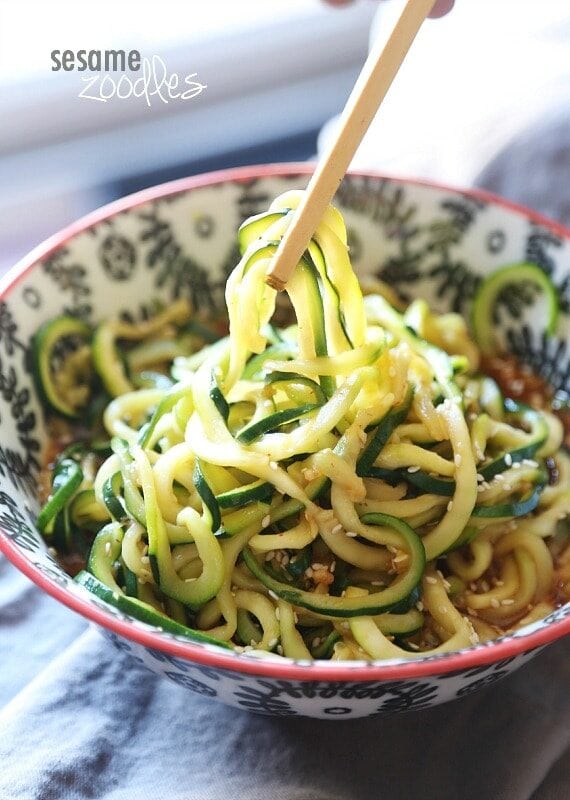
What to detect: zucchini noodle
<box><xmin>36</xmin><ymin>190</ymin><xmax>570</xmax><ymax>661</ymax></box>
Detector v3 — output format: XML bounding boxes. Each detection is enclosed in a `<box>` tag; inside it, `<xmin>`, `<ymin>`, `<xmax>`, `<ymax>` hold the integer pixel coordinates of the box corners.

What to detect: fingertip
<box><xmin>428</xmin><ymin>0</ymin><xmax>454</xmax><ymax>18</ymax></box>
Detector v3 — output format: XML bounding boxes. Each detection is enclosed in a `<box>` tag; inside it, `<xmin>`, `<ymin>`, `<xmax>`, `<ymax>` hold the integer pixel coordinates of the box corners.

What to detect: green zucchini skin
<box><xmin>471</xmin><ymin>483</ymin><xmax>545</xmax><ymax>519</ymax></box>
<box><xmin>138</xmin><ymin>382</ymin><xmax>192</xmax><ymax>448</ymax></box>
<box><xmin>478</xmin><ymin>400</ymin><xmax>548</xmax><ymax>481</ymax></box>
<box><xmin>242</xmin><ymin>513</ymin><xmax>425</xmax><ymax>619</ymax></box>
<box><xmin>361</xmin><ymin>397</ymin><xmax>548</xmax><ymax>500</ymax></box>
<box><xmin>356</xmin><ymin>385</ymin><xmax>414</xmax><ymax>476</ymax></box>
<box><xmin>87</xmin><ymin>522</ymin><xmax>124</xmax><ymax>588</ymax></box>
<box><xmin>472</xmin><ymin>262</ymin><xmax>559</xmax><ymax>356</ymax></box>
<box><xmin>216</xmin><ymin>479</ymin><xmax>274</xmax><ymax>509</ymax></box>
<box><xmin>32</xmin><ymin>316</ymin><xmax>93</xmax><ymax>419</ymax></box>
<box><xmin>193</xmin><ymin>459</ymin><xmax>222</xmax><ymax>533</ymax></box>
<box><xmin>264</xmin><ymin>371</ymin><xmax>327</xmax><ymax>405</ymax></box>
<box><xmin>236</xmin><ymin>403</ymin><xmax>320</xmax><ymax>444</ymax></box>
<box><xmin>209</xmin><ymin>370</ymin><xmax>229</xmax><ymax>423</ymax></box>
<box><xmin>37</xmin><ymin>458</ymin><xmax>84</xmax><ymax>535</ymax></box>
<box><xmin>310</xmin><ymin>629</ymin><xmax>341</xmax><ymax>659</ymax></box>
<box><xmin>102</xmin><ymin>472</ymin><xmax>126</xmax><ymax>521</ymax></box>
<box><xmin>242</xmin><ymin>344</ymin><xmax>297</xmax><ymax>381</ymax></box>
<box><xmin>238</xmin><ymin>211</ymin><xmax>287</xmax><ymax>253</ymax></box>
<box><xmin>74</xmin><ymin>570</ymin><xmax>230</xmax><ymax>649</ymax></box>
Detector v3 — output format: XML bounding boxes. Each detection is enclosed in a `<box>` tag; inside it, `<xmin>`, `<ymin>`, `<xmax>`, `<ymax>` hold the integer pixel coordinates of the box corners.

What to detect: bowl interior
<box><xmin>1</xmin><ymin>166</ymin><xmax>569</xmax><ymax>677</ymax></box>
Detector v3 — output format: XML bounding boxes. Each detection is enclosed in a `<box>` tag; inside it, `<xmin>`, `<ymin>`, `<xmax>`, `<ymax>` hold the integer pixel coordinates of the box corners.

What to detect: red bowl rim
<box><xmin>1</xmin><ymin>162</ymin><xmax>569</xmax><ymax>682</ymax></box>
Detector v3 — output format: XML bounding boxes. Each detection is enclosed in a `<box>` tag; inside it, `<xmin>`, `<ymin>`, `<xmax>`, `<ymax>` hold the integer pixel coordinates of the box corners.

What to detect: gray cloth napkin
<box><xmin>0</xmin><ymin>553</ymin><xmax>569</xmax><ymax>800</ymax></box>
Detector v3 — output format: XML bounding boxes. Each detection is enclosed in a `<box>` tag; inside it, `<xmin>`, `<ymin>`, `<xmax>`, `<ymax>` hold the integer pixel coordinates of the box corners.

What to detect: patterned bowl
<box><xmin>1</xmin><ymin>164</ymin><xmax>569</xmax><ymax>719</ymax></box>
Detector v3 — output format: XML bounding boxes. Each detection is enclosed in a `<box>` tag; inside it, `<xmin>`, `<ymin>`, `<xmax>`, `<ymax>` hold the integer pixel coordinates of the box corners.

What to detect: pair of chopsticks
<box><xmin>266</xmin><ymin>0</ymin><xmax>436</xmax><ymax>292</ymax></box>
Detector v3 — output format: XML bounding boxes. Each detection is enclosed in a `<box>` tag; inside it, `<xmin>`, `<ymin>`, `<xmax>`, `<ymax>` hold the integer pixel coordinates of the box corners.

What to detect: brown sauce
<box><xmin>481</xmin><ymin>354</ymin><xmax>570</xmax><ymax>447</ymax></box>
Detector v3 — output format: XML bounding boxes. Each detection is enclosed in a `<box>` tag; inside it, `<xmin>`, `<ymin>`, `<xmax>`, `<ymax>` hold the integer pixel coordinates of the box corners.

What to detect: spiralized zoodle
<box><xmin>36</xmin><ymin>190</ymin><xmax>570</xmax><ymax>661</ymax></box>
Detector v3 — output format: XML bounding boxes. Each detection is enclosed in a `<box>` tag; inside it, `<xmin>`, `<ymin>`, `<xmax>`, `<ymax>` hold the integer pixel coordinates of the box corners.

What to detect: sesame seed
<box><xmin>262</xmin><ymin>515</ymin><xmax>271</xmax><ymax>527</ymax></box>
<box><xmin>345</xmin><ymin>531</ymin><xmax>358</xmax><ymax>538</ymax></box>
<box><xmin>141</xmin><ymin>555</ymin><xmax>150</xmax><ymax>565</ymax></box>
<box><xmin>504</xmin><ymin>453</ymin><xmax>513</xmax><ymax>466</ymax></box>
<box><xmin>268</xmin><ymin>590</ymin><xmax>279</xmax><ymax>601</ymax></box>
<box><xmin>281</xmin><ymin>555</ymin><xmax>290</xmax><ymax>566</ymax></box>
<box><xmin>407</xmin><ymin>642</ymin><xmax>420</xmax><ymax>650</ymax></box>
<box><xmin>268</xmin><ymin>638</ymin><xmax>279</xmax><ymax>649</ymax></box>
<box><xmin>495</xmin><ymin>473</ymin><xmax>505</xmax><ymax>482</ymax></box>
<box><xmin>425</xmin><ymin>576</ymin><xmax>437</xmax><ymax>585</ymax></box>
<box><xmin>501</xmin><ymin>598</ymin><xmax>515</xmax><ymax>606</ymax></box>
<box><xmin>331</xmin><ymin>523</ymin><xmax>342</xmax><ymax>534</ymax></box>
<box><xmin>522</xmin><ymin>459</ymin><xmax>538</xmax><ymax>468</ymax></box>
<box><xmin>416</xmin><ymin>601</ymin><xmax>424</xmax><ymax>611</ymax></box>
<box><xmin>265</xmin><ymin>551</ymin><xmax>275</xmax><ymax>561</ymax></box>
<box><xmin>105</xmin><ymin>542</ymin><xmax>112</xmax><ymax>555</ymax></box>
<box><xmin>330</xmin><ymin>561</ymin><xmax>336</xmax><ymax>573</ymax></box>
<box><xmin>293</xmin><ymin>612</ymin><xmax>299</xmax><ymax>623</ymax></box>
<box><xmin>371</xmin><ymin>580</ymin><xmax>383</xmax><ymax>586</ymax></box>
<box><xmin>305</xmin><ymin>568</ymin><xmax>314</xmax><ymax>578</ymax></box>
<box><xmin>269</xmin><ymin>461</ymin><xmax>278</xmax><ymax>470</ymax></box>
<box><xmin>467</xmin><ymin>608</ymin><xmax>479</xmax><ymax>617</ymax></box>
<box><xmin>393</xmin><ymin>554</ymin><xmax>407</xmax><ymax>563</ymax></box>
<box><xmin>407</xmin><ymin>465</ymin><xmax>421</xmax><ymax>473</ymax></box>
<box><xmin>312</xmin><ymin>562</ymin><xmax>325</xmax><ymax>571</ymax></box>
<box><xmin>454</xmin><ymin>454</ymin><xmax>462</xmax><ymax>467</ymax></box>
<box><xmin>512</xmin><ymin>462</ymin><xmax>521</xmax><ymax>470</ymax></box>
<box><xmin>490</xmin><ymin>598</ymin><xmax>500</xmax><ymax>608</ymax></box>
<box><xmin>447</xmin><ymin>501</ymin><xmax>454</xmax><ymax>512</ymax></box>
<box><xmin>277</xmin><ymin>645</ymin><xmax>284</xmax><ymax>656</ymax></box>
<box><xmin>477</xmin><ymin>474</ymin><xmax>485</xmax><ymax>483</ymax></box>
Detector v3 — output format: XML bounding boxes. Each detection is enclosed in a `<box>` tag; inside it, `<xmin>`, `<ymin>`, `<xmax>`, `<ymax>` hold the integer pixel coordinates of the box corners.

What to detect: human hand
<box><xmin>323</xmin><ymin>0</ymin><xmax>454</xmax><ymax>19</ymax></box>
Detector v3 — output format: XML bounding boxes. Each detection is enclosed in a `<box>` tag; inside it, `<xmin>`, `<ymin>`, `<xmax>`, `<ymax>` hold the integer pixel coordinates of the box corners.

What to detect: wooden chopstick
<box><xmin>265</xmin><ymin>0</ymin><xmax>436</xmax><ymax>291</ymax></box>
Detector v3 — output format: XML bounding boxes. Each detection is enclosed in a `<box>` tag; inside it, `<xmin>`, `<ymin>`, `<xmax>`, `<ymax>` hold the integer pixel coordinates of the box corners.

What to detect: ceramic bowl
<box><xmin>1</xmin><ymin>164</ymin><xmax>569</xmax><ymax>719</ymax></box>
